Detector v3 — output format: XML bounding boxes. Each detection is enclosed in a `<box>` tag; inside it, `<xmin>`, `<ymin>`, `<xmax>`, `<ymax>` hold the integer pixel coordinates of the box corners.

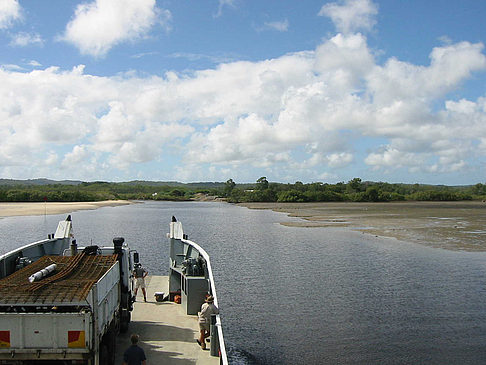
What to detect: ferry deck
<box><xmin>114</xmin><ymin>275</ymin><xmax>220</xmax><ymax>364</ymax></box>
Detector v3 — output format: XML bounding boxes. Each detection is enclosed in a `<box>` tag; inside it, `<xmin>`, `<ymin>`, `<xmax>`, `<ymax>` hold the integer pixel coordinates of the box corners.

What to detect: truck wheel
<box><xmin>120</xmin><ymin>321</ymin><xmax>128</xmax><ymax>333</ymax></box>
<box><xmin>100</xmin><ymin>329</ymin><xmax>116</xmax><ymax>365</ymax></box>
<box><xmin>100</xmin><ymin>343</ymin><xmax>109</xmax><ymax>365</ymax></box>
<box><xmin>107</xmin><ymin>329</ymin><xmax>116</xmax><ymax>365</ymax></box>
<box><xmin>120</xmin><ymin>311</ymin><xmax>131</xmax><ymax>333</ymax></box>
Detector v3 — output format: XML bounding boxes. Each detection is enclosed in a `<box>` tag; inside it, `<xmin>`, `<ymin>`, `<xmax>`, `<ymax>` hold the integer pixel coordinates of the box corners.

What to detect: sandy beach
<box><xmin>0</xmin><ymin>200</ymin><xmax>133</xmax><ymax>218</ymax></box>
<box><xmin>2</xmin><ymin>200</ymin><xmax>484</xmax><ymax>251</ymax></box>
<box><xmin>240</xmin><ymin>201</ymin><xmax>486</xmax><ymax>251</ymax></box>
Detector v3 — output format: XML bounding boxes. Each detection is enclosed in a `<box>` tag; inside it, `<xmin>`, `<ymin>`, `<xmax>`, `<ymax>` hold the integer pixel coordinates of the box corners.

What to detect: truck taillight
<box><xmin>0</xmin><ymin>331</ymin><xmax>9</xmax><ymax>348</ymax></box>
<box><xmin>68</xmin><ymin>331</ymin><xmax>85</xmax><ymax>348</ymax></box>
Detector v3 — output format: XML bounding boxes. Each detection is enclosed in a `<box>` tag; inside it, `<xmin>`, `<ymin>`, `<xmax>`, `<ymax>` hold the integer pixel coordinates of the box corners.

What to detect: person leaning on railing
<box><xmin>196</xmin><ymin>295</ymin><xmax>219</xmax><ymax>350</ymax></box>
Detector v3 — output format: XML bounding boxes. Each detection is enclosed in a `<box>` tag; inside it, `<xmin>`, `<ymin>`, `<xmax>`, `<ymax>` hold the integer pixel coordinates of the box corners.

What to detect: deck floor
<box><xmin>114</xmin><ymin>275</ymin><xmax>220</xmax><ymax>364</ymax></box>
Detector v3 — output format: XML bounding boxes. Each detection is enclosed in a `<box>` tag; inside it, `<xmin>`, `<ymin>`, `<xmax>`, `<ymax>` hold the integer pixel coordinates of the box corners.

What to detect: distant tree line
<box><xmin>1</xmin><ymin>178</ymin><xmax>485</xmax><ymax>203</ymax></box>
<box><xmin>221</xmin><ymin>177</ymin><xmax>486</xmax><ymax>203</ymax></box>
<box><xmin>0</xmin><ymin>181</ymin><xmax>205</xmax><ymax>202</ymax></box>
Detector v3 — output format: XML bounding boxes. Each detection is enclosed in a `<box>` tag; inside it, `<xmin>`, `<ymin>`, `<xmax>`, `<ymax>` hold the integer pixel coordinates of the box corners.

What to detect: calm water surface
<box><xmin>1</xmin><ymin>201</ymin><xmax>485</xmax><ymax>364</ymax></box>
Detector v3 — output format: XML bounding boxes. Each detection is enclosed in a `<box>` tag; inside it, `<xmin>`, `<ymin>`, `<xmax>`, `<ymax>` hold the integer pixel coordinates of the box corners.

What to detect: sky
<box><xmin>1</xmin><ymin>0</ymin><xmax>486</xmax><ymax>185</ymax></box>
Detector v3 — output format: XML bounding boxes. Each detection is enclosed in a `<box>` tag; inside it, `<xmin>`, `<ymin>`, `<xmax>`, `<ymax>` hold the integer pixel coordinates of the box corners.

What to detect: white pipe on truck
<box><xmin>28</xmin><ymin>263</ymin><xmax>57</xmax><ymax>283</ymax></box>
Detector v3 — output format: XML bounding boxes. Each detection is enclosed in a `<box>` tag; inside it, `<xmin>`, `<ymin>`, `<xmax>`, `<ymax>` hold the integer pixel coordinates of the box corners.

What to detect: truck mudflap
<box><xmin>0</xmin><ymin>312</ymin><xmax>92</xmax><ymax>361</ymax></box>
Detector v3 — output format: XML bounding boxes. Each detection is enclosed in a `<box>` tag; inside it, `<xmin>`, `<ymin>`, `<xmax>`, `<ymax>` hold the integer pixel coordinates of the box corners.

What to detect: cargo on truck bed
<box><xmin>0</xmin><ymin>253</ymin><xmax>118</xmax><ymax>307</ymax></box>
<box><xmin>0</xmin><ymin>217</ymin><xmax>138</xmax><ymax>364</ymax></box>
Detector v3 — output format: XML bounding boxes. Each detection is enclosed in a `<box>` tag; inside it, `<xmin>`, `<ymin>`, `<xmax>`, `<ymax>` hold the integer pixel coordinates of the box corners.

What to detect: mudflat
<box><xmin>0</xmin><ymin>200</ymin><xmax>133</xmax><ymax>217</ymax></box>
<box><xmin>240</xmin><ymin>201</ymin><xmax>486</xmax><ymax>251</ymax></box>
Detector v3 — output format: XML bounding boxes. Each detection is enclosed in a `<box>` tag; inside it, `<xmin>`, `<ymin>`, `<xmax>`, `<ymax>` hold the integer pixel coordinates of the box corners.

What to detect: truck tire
<box><xmin>120</xmin><ymin>311</ymin><xmax>131</xmax><ymax>333</ymax></box>
<box><xmin>100</xmin><ymin>343</ymin><xmax>109</xmax><ymax>365</ymax></box>
<box><xmin>100</xmin><ymin>329</ymin><xmax>116</xmax><ymax>365</ymax></box>
<box><xmin>108</xmin><ymin>329</ymin><xmax>116</xmax><ymax>365</ymax></box>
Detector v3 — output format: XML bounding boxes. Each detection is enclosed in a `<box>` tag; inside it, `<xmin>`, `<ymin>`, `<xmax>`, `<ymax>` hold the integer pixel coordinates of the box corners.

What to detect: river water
<box><xmin>1</xmin><ymin>201</ymin><xmax>485</xmax><ymax>364</ymax></box>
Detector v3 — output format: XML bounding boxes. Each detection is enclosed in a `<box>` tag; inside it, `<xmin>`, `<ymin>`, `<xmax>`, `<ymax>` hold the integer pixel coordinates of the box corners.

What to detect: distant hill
<box><xmin>0</xmin><ymin>178</ymin><xmax>230</xmax><ymax>189</ymax></box>
<box><xmin>0</xmin><ymin>178</ymin><xmax>476</xmax><ymax>190</ymax></box>
<box><xmin>122</xmin><ymin>180</ymin><xmax>227</xmax><ymax>188</ymax></box>
<box><xmin>0</xmin><ymin>178</ymin><xmax>82</xmax><ymax>186</ymax></box>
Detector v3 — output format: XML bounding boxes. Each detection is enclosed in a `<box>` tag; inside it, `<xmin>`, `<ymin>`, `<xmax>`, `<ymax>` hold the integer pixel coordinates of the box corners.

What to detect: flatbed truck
<box><xmin>0</xmin><ymin>216</ymin><xmax>137</xmax><ymax>365</ymax></box>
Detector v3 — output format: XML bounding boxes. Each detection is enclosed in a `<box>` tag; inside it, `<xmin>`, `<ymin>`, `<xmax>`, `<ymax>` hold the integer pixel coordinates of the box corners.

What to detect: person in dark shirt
<box><xmin>123</xmin><ymin>334</ymin><xmax>146</xmax><ymax>365</ymax></box>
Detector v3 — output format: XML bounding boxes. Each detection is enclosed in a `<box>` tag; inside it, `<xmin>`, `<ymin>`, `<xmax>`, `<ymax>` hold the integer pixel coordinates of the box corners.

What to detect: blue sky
<box><xmin>1</xmin><ymin>0</ymin><xmax>486</xmax><ymax>184</ymax></box>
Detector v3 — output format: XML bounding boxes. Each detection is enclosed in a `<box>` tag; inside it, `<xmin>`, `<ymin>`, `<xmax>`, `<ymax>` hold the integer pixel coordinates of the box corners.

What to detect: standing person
<box><xmin>196</xmin><ymin>295</ymin><xmax>219</xmax><ymax>350</ymax></box>
<box><xmin>133</xmin><ymin>263</ymin><xmax>148</xmax><ymax>302</ymax></box>
<box><xmin>122</xmin><ymin>334</ymin><xmax>146</xmax><ymax>365</ymax></box>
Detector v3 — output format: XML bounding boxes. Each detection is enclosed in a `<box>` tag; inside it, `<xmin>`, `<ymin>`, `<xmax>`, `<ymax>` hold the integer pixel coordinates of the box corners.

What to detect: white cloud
<box><xmin>168</xmin><ymin>52</ymin><xmax>237</xmax><ymax>65</ymax></box>
<box><xmin>60</xmin><ymin>145</ymin><xmax>103</xmax><ymax>179</ymax></box>
<box><xmin>367</xmin><ymin>42</ymin><xmax>486</xmax><ymax>106</ymax></box>
<box><xmin>9</xmin><ymin>32</ymin><xmax>43</xmax><ymax>47</ymax></box>
<box><xmin>0</xmin><ymin>0</ymin><xmax>21</xmax><ymax>29</ymax></box>
<box><xmin>215</xmin><ymin>0</ymin><xmax>236</xmax><ymax>18</ymax></box>
<box><xmin>131</xmin><ymin>51</ymin><xmax>159</xmax><ymax>59</ymax></box>
<box><xmin>319</xmin><ymin>172</ymin><xmax>338</xmax><ymax>181</ymax></box>
<box><xmin>302</xmin><ymin>148</ymin><xmax>353</xmax><ymax>169</ymax></box>
<box><xmin>0</xmin><ymin>63</ymin><xmax>24</xmax><ymax>71</ymax></box>
<box><xmin>262</xmin><ymin>19</ymin><xmax>289</xmax><ymax>32</ymax></box>
<box><xmin>314</xmin><ymin>33</ymin><xmax>374</xmax><ymax>93</ymax></box>
<box><xmin>28</xmin><ymin>60</ymin><xmax>42</xmax><ymax>67</ymax></box>
<box><xmin>62</xmin><ymin>0</ymin><xmax>171</xmax><ymax>57</ymax></box>
<box><xmin>1</xmin><ymin>26</ymin><xmax>486</xmax><ymax>181</ymax></box>
<box><xmin>62</xmin><ymin>145</ymin><xmax>90</xmax><ymax>166</ymax></box>
<box><xmin>185</xmin><ymin>113</ymin><xmax>280</xmax><ymax>165</ymax></box>
<box><xmin>45</xmin><ymin>152</ymin><xmax>59</xmax><ymax>166</ymax></box>
<box><xmin>365</xmin><ymin>147</ymin><xmax>422</xmax><ymax>170</ymax></box>
<box><xmin>438</xmin><ymin>35</ymin><xmax>452</xmax><ymax>45</ymax></box>
<box><xmin>94</xmin><ymin>101</ymin><xmax>140</xmax><ymax>151</ymax></box>
<box><xmin>327</xmin><ymin>152</ymin><xmax>354</xmax><ymax>168</ymax></box>
<box><xmin>319</xmin><ymin>0</ymin><xmax>378</xmax><ymax>34</ymax></box>
<box><xmin>479</xmin><ymin>138</ymin><xmax>486</xmax><ymax>154</ymax></box>
<box><xmin>103</xmin><ymin>120</ymin><xmax>194</xmax><ymax>169</ymax></box>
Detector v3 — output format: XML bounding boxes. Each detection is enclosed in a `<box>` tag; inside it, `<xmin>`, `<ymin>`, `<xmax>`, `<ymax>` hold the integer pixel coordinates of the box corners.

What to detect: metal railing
<box><xmin>180</xmin><ymin>236</ymin><xmax>228</xmax><ymax>364</ymax></box>
<box><xmin>170</xmin><ymin>221</ymin><xmax>228</xmax><ymax>364</ymax></box>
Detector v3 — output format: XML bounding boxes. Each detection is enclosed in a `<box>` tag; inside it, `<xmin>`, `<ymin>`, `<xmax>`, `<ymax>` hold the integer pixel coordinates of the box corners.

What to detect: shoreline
<box><xmin>238</xmin><ymin>201</ymin><xmax>486</xmax><ymax>251</ymax></box>
<box><xmin>2</xmin><ymin>200</ymin><xmax>484</xmax><ymax>251</ymax></box>
<box><xmin>0</xmin><ymin>200</ymin><xmax>134</xmax><ymax>218</ymax></box>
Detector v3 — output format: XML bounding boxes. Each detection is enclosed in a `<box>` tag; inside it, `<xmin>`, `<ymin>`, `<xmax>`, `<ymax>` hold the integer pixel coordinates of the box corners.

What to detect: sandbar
<box><xmin>0</xmin><ymin>200</ymin><xmax>133</xmax><ymax>218</ymax></box>
<box><xmin>239</xmin><ymin>201</ymin><xmax>486</xmax><ymax>251</ymax></box>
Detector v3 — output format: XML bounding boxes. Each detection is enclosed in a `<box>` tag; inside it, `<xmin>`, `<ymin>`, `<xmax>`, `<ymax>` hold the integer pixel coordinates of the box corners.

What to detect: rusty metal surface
<box><xmin>0</xmin><ymin>254</ymin><xmax>118</xmax><ymax>305</ymax></box>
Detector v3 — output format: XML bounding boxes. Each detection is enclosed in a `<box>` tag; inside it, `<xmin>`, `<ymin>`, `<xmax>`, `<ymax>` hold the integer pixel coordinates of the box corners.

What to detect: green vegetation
<box><xmin>0</xmin><ymin>180</ymin><xmax>220</xmax><ymax>202</ymax></box>
<box><xmin>0</xmin><ymin>178</ymin><xmax>484</xmax><ymax>203</ymax></box>
<box><xmin>222</xmin><ymin>177</ymin><xmax>485</xmax><ymax>203</ymax></box>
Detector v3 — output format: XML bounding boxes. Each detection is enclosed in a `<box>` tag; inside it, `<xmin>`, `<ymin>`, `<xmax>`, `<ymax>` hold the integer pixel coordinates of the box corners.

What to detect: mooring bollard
<box><xmin>210</xmin><ymin>314</ymin><xmax>219</xmax><ymax>356</ymax></box>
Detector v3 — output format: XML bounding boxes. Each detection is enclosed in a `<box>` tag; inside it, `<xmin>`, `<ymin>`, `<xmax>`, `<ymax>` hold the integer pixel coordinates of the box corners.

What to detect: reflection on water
<box><xmin>1</xmin><ymin>201</ymin><xmax>486</xmax><ymax>364</ymax></box>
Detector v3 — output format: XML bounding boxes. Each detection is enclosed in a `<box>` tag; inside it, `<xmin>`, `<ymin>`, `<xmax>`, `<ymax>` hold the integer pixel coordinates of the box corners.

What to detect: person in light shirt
<box><xmin>196</xmin><ymin>295</ymin><xmax>219</xmax><ymax>350</ymax></box>
<box><xmin>133</xmin><ymin>263</ymin><xmax>148</xmax><ymax>302</ymax></box>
